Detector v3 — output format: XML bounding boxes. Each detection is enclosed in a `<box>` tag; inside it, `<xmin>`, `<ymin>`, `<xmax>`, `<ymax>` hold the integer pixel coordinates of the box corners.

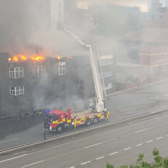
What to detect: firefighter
<box><xmin>74</xmin><ymin>116</ymin><xmax>77</xmax><ymax>130</ymax></box>
<box><xmin>106</xmin><ymin>110</ymin><xmax>109</xmax><ymax>121</ymax></box>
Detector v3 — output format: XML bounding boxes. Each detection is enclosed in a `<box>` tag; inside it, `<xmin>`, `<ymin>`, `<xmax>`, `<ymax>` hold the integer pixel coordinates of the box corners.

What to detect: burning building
<box><xmin>0</xmin><ymin>52</ymin><xmax>116</xmax><ymax>116</ymax></box>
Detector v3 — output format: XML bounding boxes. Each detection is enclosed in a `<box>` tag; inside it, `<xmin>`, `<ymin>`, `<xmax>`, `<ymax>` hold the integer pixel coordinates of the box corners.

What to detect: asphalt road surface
<box><xmin>0</xmin><ymin>111</ymin><xmax>168</xmax><ymax>168</ymax></box>
<box><xmin>0</xmin><ymin>81</ymin><xmax>168</xmax><ymax>151</ymax></box>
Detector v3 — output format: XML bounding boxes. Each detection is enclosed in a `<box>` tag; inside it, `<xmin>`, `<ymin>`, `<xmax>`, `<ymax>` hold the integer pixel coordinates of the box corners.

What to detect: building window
<box><xmin>58</xmin><ymin>2</ymin><xmax>61</xmax><ymax>9</ymax></box>
<box><xmin>33</xmin><ymin>66</ymin><xmax>46</xmax><ymax>77</ymax></box>
<box><xmin>78</xmin><ymin>80</ymin><xmax>84</xmax><ymax>89</ymax></box>
<box><xmin>104</xmin><ymin>83</ymin><xmax>112</xmax><ymax>90</ymax></box>
<box><xmin>9</xmin><ymin>67</ymin><xmax>24</xmax><ymax>78</ymax></box>
<box><xmin>102</xmin><ymin>71</ymin><xmax>113</xmax><ymax>78</ymax></box>
<box><xmin>60</xmin><ymin>84</ymin><xmax>66</xmax><ymax>91</ymax></box>
<box><xmin>162</xmin><ymin>54</ymin><xmax>164</xmax><ymax>59</ymax></box>
<box><xmin>59</xmin><ymin>10</ymin><xmax>61</xmax><ymax>17</ymax></box>
<box><xmin>153</xmin><ymin>55</ymin><xmax>156</xmax><ymax>61</ymax></box>
<box><xmin>10</xmin><ymin>86</ymin><xmax>24</xmax><ymax>96</ymax></box>
<box><xmin>154</xmin><ymin>66</ymin><xmax>157</xmax><ymax>71</ymax></box>
<box><xmin>100</xmin><ymin>58</ymin><xmax>113</xmax><ymax>65</ymax></box>
<box><xmin>160</xmin><ymin>15</ymin><xmax>163</xmax><ymax>20</ymax></box>
<box><xmin>54</xmin><ymin>62</ymin><xmax>66</xmax><ymax>75</ymax></box>
<box><xmin>162</xmin><ymin>65</ymin><xmax>164</xmax><ymax>70</ymax></box>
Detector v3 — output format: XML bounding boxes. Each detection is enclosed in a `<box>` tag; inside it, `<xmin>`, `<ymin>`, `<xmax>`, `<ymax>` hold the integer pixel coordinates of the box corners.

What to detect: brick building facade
<box><xmin>118</xmin><ymin>27</ymin><xmax>168</xmax><ymax>78</ymax></box>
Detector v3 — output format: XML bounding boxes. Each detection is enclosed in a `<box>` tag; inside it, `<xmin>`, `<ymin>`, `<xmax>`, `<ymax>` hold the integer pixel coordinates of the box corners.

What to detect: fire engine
<box><xmin>44</xmin><ymin>29</ymin><xmax>110</xmax><ymax>132</ymax></box>
<box><xmin>44</xmin><ymin>108</ymin><xmax>109</xmax><ymax>132</ymax></box>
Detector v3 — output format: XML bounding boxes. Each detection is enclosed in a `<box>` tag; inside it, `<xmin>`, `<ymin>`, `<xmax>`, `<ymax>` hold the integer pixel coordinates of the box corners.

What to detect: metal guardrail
<box><xmin>0</xmin><ymin>110</ymin><xmax>44</xmax><ymax>122</ymax></box>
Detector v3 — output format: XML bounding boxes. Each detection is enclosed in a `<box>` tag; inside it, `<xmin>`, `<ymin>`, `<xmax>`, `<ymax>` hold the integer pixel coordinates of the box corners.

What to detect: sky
<box><xmin>77</xmin><ymin>0</ymin><xmax>149</xmax><ymax>12</ymax></box>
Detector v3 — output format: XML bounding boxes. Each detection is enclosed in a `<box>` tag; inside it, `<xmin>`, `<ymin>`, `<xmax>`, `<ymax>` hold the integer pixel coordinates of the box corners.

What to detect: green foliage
<box><xmin>106</xmin><ymin>161</ymin><xmax>114</xmax><ymax>168</ymax></box>
<box><xmin>152</xmin><ymin>147</ymin><xmax>160</xmax><ymax>156</ymax></box>
<box><xmin>136</xmin><ymin>153</ymin><xmax>144</xmax><ymax>166</ymax></box>
<box><xmin>106</xmin><ymin>148</ymin><xmax>168</xmax><ymax>168</ymax></box>
<box><xmin>120</xmin><ymin>166</ymin><xmax>128</xmax><ymax>168</ymax></box>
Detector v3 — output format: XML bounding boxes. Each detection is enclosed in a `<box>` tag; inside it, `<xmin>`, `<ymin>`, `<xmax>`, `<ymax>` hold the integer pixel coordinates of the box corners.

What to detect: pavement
<box><xmin>0</xmin><ymin>110</ymin><xmax>168</xmax><ymax>168</ymax></box>
<box><xmin>0</xmin><ymin>81</ymin><xmax>168</xmax><ymax>151</ymax></box>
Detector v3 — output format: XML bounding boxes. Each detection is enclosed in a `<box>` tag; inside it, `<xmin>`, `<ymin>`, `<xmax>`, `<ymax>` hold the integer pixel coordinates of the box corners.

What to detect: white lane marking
<box><xmin>157</xmin><ymin>137</ymin><xmax>163</xmax><ymax>140</ymax></box>
<box><xmin>135</xmin><ymin>128</ymin><xmax>147</xmax><ymax>133</ymax></box>
<box><xmin>81</xmin><ymin>161</ymin><xmax>90</xmax><ymax>165</ymax></box>
<box><xmin>70</xmin><ymin>167</ymin><xmax>75</xmax><ymax>168</ymax></box>
<box><xmin>136</xmin><ymin>143</ymin><xmax>143</xmax><ymax>147</ymax></box>
<box><xmin>0</xmin><ymin>154</ymin><xmax>27</xmax><ymax>163</ymax></box>
<box><xmin>147</xmin><ymin>140</ymin><xmax>153</xmax><ymax>143</ymax></box>
<box><xmin>0</xmin><ymin>138</ymin><xmax>18</xmax><ymax>144</ymax></box>
<box><xmin>21</xmin><ymin>160</ymin><xmax>44</xmax><ymax>168</ymax></box>
<box><xmin>96</xmin><ymin>156</ymin><xmax>104</xmax><ymax>160</ymax></box>
<box><xmin>124</xmin><ymin>147</ymin><xmax>131</xmax><ymax>151</ymax></box>
<box><xmin>84</xmin><ymin>143</ymin><xmax>101</xmax><ymax>149</ymax></box>
<box><xmin>110</xmin><ymin>151</ymin><xmax>118</xmax><ymax>155</ymax></box>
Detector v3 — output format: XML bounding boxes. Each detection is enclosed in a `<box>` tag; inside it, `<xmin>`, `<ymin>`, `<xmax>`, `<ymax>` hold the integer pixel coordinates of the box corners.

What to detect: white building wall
<box><xmin>148</xmin><ymin>0</ymin><xmax>152</xmax><ymax>11</ymax></box>
<box><xmin>148</xmin><ymin>0</ymin><xmax>166</xmax><ymax>11</ymax></box>
<box><xmin>159</xmin><ymin>0</ymin><xmax>168</xmax><ymax>7</ymax></box>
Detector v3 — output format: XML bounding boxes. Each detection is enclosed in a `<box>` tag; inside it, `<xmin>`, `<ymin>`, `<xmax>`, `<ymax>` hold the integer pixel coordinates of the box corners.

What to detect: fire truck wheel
<box><xmin>56</xmin><ymin>125</ymin><xmax>64</xmax><ymax>132</ymax></box>
<box><xmin>86</xmin><ymin>119</ymin><xmax>91</xmax><ymax>126</ymax></box>
<box><xmin>93</xmin><ymin>117</ymin><xmax>99</xmax><ymax>124</ymax></box>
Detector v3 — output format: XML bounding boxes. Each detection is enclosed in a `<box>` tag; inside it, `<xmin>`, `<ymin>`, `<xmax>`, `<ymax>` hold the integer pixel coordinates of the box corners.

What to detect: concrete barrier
<box><xmin>1</xmin><ymin>107</ymin><xmax>168</xmax><ymax>157</ymax></box>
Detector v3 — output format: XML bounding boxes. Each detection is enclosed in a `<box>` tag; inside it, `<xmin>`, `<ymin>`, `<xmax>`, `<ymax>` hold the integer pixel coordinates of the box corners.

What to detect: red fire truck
<box><xmin>44</xmin><ymin>108</ymin><xmax>109</xmax><ymax>132</ymax></box>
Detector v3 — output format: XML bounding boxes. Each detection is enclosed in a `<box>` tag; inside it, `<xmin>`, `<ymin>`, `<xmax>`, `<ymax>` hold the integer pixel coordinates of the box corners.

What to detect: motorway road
<box><xmin>0</xmin><ymin>81</ymin><xmax>168</xmax><ymax>151</ymax></box>
<box><xmin>0</xmin><ymin>112</ymin><xmax>168</xmax><ymax>168</ymax></box>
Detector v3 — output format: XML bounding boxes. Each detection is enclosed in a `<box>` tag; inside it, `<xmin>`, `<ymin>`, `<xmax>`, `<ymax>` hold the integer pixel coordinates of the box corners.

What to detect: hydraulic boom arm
<box><xmin>64</xmin><ymin>29</ymin><xmax>105</xmax><ymax>112</ymax></box>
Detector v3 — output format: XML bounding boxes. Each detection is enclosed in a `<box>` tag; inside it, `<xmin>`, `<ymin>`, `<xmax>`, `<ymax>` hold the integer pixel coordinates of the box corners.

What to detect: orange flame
<box><xmin>57</xmin><ymin>56</ymin><xmax>61</xmax><ymax>60</ymax></box>
<box><xmin>8</xmin><ymin>54</ymin><xmax>45</xmax><ymax>62</ymax></box>
<box><xmin>67</xmin><ymin>57</ymin><xmax>72</xmax><ymax>59</ymax></box>
<box><xmin>31</xmin><ymin>55</ymin><xmax>44</xmax><ymax>61</ymax></box>
<box><xmin>19</xmin><ymin>55</ymin><xmax>26</xmax><ymax>60</ymax></box>
<box><xmin>13</xmin><ymin>56</ymin><xmax>18</xmax><ymax>61</ymax></box>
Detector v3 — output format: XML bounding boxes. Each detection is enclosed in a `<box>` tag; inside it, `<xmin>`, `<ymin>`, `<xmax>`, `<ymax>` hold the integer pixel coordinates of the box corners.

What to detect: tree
<box><xmin>106</xmin><ymin>161</ymin><xmax>114</xmax><ymax>168</ymax></box>
<box><xmin>106</xmin><ymin>148</ymin><xmax>168</xmax><ymax>168</ymax></box>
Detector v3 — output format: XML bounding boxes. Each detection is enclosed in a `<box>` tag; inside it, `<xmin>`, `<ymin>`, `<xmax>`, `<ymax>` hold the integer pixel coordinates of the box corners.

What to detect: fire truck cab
<box><xmin>44</xmin><ymin>109</ymin><xmax>71</xmax><ymax>132</ymax></box>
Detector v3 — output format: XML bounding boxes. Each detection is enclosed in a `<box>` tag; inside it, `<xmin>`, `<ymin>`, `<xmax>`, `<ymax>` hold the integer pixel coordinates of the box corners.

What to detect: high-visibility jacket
<box><xmin>74</xmin><ymin>117</ymin><xmax>77</xmax><ymax>127</ymax></box>
<box><xmin>107</xmin><ymin>111</ymin><xmax>109</xmax><ymax>119</ymax></box>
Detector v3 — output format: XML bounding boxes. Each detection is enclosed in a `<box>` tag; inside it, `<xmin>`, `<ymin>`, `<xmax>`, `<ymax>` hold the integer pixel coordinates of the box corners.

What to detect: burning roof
<box><xmin>8</xmin><ymin>55</ymin><xmax>44</xmax><ymax>62</ymax></box>
<box><xmin>8</xmin><ymin>54</ymin><xmax>72</xmax><ymax>62</ymax></box>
